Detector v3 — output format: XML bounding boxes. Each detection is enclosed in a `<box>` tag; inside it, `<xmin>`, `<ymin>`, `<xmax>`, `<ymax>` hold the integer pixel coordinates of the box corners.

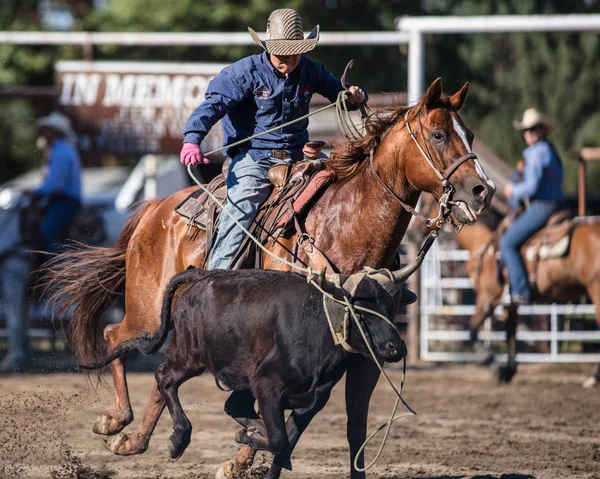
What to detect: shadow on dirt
<box><xmin>381</xmin><ymin>474</ymin><xmax>536</xmax><ymax>479</ymax></box>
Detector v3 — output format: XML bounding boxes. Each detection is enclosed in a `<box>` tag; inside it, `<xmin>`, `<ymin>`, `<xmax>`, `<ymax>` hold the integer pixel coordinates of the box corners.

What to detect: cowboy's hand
<box><xmin>347</xmin><ymin>85</ymin><xmax>366</xmax><ymax>104</ymax></box>
<box><xmin>180</xmin><ymin>142</ymin><xmax>209</xmax><ymax>167</ymax></box>
<box><xmin>504</xmin><ymin>182</ymin><xmax>513</xmax><ymax>198</ymax></box>
<box><xmin>303</xmin><ymin>144</ymin><xmax>321</xmax><ymax>159</ymax></box>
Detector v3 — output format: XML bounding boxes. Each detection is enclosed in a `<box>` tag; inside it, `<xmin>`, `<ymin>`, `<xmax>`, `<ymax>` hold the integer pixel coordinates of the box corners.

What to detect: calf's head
<box><xmin>346</xmin><ymin>278</ymin><xmax>407</xmax><ymax>363</ymax></box>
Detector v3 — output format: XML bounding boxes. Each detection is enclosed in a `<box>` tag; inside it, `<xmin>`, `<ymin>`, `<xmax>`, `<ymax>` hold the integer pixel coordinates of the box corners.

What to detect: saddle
<box><xmin>487</xmin><ymin>209</ymin><xmax>575</xmax><ymax>295</ymax></box>
<box><xmin>175</xmin><ymin>157</ymin><xmax>335</xmax><ymax>270</ymax></box>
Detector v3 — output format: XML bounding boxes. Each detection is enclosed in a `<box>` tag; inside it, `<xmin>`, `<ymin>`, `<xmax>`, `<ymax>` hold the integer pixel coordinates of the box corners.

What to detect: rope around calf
<box><xmin>187</xmin><ymin>164</ymin><xmax>425</xmax><ymax>471</ymax></box>
<box><xmin>184</xmin><ymin>78</ymin><xmax>428</xmax><ymax>470</ymax></box>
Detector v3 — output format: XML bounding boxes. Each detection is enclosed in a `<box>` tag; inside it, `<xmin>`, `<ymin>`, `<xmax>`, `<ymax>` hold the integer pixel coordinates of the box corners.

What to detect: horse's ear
<box><xmin>449</xmin><ymin>82</ymin><xmax>469</xmax><ymax>111</ymax></box>
<box><xmin>424</xmin><ymin>77</ymin><xmax>443</xmax><ymax>109</ymax></box>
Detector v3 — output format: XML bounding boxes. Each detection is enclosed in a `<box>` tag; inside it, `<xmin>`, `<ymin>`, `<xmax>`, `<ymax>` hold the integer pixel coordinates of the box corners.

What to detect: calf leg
<box><xmin>225</xmin><ymin>390</ymin><xmax>267</xmax><ymax>437</ymax></box>
<box><xmin>156</xmin><ymin>358</ymin><xmax>206</xmax><ymax>460</ymax></box>
<box><xmin>266</xmin><ymin>364</ymin><xmax>346</xmax><ymax>479</ymax></box>
<box><xmin>237</xmin><ymin>378</ymin><xmax>288</xmax><ymax>457</ymax></box>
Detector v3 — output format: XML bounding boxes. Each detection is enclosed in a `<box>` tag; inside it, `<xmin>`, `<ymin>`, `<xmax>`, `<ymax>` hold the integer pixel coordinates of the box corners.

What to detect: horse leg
<box><xmin>583</xmin><ymin>282</ymin><xmax>600</xmax><ymax>388</ymax></box>
<box><xmin>103</xmin><ymin>381</ymin><xmax>165</xmax><ymax>455</ymax></box>
<box><xmin>92</xmin><ymin>322</ymin><xmax>135</xmax><ymax>436</ymax></box>
<box><xmin>345</xmin><ymin>354</ymin><xmax>381</xmax><ymax>479</ymax></box>
<box><xmin>265</xmin><ymin>365</ymin><xmax>346</xmax><ymax>479</ymax></box>
<box><xmin>468</xmin><ymin>295</ymin><xmax>495</xmax><ymax>366</ymax></box>
<box><xmin>498</xmin><ymin>306</ymin><xmax>518</xmax><ymax>383</ymax></box>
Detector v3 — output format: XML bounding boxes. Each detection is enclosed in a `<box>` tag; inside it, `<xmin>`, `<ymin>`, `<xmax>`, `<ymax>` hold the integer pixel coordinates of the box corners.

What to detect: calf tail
<box><xmin>79</xmin><ymin>269</ymin><xmax>199</xmax><ymax>370</ymax></box>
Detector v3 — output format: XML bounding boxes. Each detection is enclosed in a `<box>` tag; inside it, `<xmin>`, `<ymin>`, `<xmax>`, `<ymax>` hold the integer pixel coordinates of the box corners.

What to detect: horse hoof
<box><xmin>215</xmin><ymin>460</ymin><xmax>234</xmax><ymax>479</ymax></box>
<box><xmin>93</xmin><ymin>413</ymin><xmax>126</xmax><ymax>436</ymax></box>
<box><xmin>103</xmin><ymin>432</ymin><xmax>147</xmax><ymax>456</ymax></box>
<box><xmin>233</xmin><ymin>445</ymin><xmax>256</xmax><ymax>469</ymax></box>
<box><xmin>497</xmin><ymin>365</ymin><xmax>516</xmax><ymax>383</ymax></box>
<box><xmin>583</xmin><ymin>376</ymin><xmax>598</xmax><ymax>389</ymax></box>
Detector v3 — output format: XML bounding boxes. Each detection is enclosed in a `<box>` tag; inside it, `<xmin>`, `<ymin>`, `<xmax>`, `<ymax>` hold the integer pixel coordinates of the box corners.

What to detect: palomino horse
<box><xmin>45</xmin><ymin>78</ymin><xmax>494</xmax><ymax>478</ymax></box>
<box><xmin>415</xmin><ymin>194</ymin><xmax>600</xmax><ymax>386</ymax></box>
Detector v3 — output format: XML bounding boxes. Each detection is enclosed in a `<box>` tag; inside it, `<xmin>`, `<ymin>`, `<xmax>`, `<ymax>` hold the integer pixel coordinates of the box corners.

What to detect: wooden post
<box><xmin>578</xmin><ymin>156</ymin><xmax>586</xmax><ymax>217</ymax></box>
<box><xmin>406</xmin><ymin>242</ymin><xmax>420</xmax><ymax>360</ymax></box>
<box><xmin>570</xmin><ymin>147</ymin><xmax>600</xmax><ymax>217</ymax></box>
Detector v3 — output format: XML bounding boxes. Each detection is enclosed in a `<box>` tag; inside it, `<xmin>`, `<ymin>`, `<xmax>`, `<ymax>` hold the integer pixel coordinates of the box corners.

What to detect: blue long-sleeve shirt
<box><xmin>182</xmin><ymin>53</ymin><xmax>363</xmax><ymax>162</ymax></box>
<box><xmin>32</xmin><ymin>139</ymin><xmax>82</xmax><ymax>201</ymax></box>
<box><xmin>511</xmin><ymin>140</ymin><xmax>563</xmax><ymax>202</ymax></box>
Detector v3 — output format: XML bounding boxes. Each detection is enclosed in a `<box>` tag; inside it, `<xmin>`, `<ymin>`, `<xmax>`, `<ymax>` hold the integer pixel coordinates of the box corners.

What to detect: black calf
<box><xmin>87</xmin><ymin>267</ymin><xmax>407</xmax><ymax>477</ymax></box>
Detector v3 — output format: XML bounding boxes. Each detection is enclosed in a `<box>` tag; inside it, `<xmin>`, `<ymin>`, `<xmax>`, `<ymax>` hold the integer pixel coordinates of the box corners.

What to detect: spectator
<box><xmin>31</xmin><ymin>111</ymin><xmax>82</xmax><ymax>256</ymax></box>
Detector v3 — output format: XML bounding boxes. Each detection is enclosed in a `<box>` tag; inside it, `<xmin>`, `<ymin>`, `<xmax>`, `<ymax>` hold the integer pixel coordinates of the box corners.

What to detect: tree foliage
<box><xmin>1</xmin><ymin>0</ymin><xmax>600</xmax><ymax>192</ymax></box>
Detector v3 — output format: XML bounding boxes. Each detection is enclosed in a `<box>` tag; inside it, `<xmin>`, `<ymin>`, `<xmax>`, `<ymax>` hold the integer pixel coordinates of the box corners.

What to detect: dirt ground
<box><xmin>0</xmin><ymin>361</ymin><xmax>598</xmax><ymax>479</ymax></box>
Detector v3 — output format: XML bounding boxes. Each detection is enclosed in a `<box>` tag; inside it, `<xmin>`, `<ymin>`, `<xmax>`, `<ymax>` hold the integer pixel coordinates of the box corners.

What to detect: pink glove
<box><xmin>180</xmin><ymin>143</ymin><xmax>209</xmax><ymax>166</ymax></box>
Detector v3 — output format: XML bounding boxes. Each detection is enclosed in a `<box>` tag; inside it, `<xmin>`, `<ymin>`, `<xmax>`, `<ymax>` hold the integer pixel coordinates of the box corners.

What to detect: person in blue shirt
<box><xmin>180</xmin><ymin>8</ymin><xmax>366</xmax><ymax>270</ymax></box>
<box><xmin>500</xmin><ymin>108</ymin><xmax>565</xmax><ymax>305</ymax></box>
<box><xmin>31</xmin><ymin>111</ymin><xmax>82</xmax><ymax>255</ymax></box>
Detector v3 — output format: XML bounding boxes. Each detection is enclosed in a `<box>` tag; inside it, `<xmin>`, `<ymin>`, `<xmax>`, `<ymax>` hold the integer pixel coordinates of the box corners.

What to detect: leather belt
<box><xmin>271</xmin><ymin>150</ymin><xmax>291</xmax><ymax>160</ymax></box>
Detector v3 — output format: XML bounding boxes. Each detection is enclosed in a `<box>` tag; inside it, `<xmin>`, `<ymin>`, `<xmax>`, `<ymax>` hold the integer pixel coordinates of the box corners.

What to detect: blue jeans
<box><xmin>208</xmin><ymin>153</ymin><xmax>292</xmax><ymax>270</ymax></box>
<box><xmin>40</xmin><ymin>196</ymin><xmax>81</xmax><ymax>255</ymax></box>
<box><xmin>499</xmin><ymin>199</ymin><xmax>562</xmax><ymax>298</ymax></box>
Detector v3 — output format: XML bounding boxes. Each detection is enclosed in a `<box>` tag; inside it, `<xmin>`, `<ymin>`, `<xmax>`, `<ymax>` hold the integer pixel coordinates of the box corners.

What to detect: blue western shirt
<box><xmin>511</xmin><ymin>140</ymin><xmax>564</xmax><ymax>202</ymax></box>
<box><xmin>32</xmin><ymin>139</ymin><xmax>82</xmax><ymax>201</ymax></box>
<box><xmin>182</xmin><ymin>53</ymin><xmax>362</xmax><ymax>161</ymax></box>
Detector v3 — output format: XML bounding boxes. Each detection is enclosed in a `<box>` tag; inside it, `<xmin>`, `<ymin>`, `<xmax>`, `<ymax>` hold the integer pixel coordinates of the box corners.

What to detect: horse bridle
<box><xmin>369</xmin><ymin>110</ymin><xmax>478</xmax><ymax>228</ymax></box>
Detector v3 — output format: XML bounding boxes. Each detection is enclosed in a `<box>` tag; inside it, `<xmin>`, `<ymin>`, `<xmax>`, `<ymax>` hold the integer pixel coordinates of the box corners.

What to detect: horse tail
<box><xmin>43</xmin><ymin>200</ymin><xmax>159</xmax><ymax>370</ymax></box>
<box><xmin>79</xmin><ymin>268</ymin><xmax>197</xmax><ymax>370</ymax></box>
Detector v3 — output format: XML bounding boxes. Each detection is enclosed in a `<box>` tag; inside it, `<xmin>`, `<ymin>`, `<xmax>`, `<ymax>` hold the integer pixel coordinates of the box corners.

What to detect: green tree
<box><xmin>426</xmin><ymin>0</ymin><xmax>600</xmax><ymax>192</ymax></box>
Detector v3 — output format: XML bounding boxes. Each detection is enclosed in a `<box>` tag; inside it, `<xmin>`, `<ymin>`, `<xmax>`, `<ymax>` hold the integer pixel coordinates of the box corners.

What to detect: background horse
<box><xmin>415</xmin><ymin>193</ymin><xmax>600</xmax><ymax>386</ymax></box>
<box><xmin>45</xmin><ymin>78</ymin><xmax>494</xmax><ymax>478</ymax></box>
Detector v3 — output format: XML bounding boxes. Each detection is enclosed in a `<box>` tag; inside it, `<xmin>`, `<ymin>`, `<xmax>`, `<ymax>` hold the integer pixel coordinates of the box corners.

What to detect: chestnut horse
<box><xmin>46</xmin><ymin>78</ymin><xmax>494</xmax><ymax>478</ymax></box>
<box><xmin>415</xmin><ymin>194</ymin><xmax>600</xmax><ymax>386</ymax></box>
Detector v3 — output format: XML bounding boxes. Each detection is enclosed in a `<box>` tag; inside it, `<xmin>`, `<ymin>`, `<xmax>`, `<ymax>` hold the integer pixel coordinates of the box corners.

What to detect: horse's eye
<box><xmin>432</xmin><ymin>132</ymin><xmax>445</xmax><ymax>142</ymax></box>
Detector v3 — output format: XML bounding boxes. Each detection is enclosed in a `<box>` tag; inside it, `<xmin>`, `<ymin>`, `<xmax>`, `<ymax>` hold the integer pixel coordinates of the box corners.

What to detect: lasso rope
<box><xmin>185</xmin><ymin>88</ymin><xmax>420</xmax><ymax>471</ymax></box>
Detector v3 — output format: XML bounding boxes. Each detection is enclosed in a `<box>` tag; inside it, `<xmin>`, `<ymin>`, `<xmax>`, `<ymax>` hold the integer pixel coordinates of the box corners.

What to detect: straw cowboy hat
<box><xmin>512</xmin><ymin>108</ymin><xmax>556</xmax><ymax>132</ymax></box>
<box><xmin>36</xmin><ymin>111</ymin><xmax>75</xmax><ymax>137</ymax></box>
<box><xmin>248</xmin><ymin>9</ymin><xmax>320</xmax><ymax>56</ymax></box>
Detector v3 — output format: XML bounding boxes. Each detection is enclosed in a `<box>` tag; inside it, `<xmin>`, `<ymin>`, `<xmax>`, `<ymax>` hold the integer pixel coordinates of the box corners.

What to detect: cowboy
<box><xmin>500</xmin><ymin>108</ymin><xmax>565</xmax><ymax>305</ymax></box>
<box><xmin>180</xmin><ymin>8</ymin><xmax>366</xmax><ymax>270</ymax></box>
<box><xmin>30</xmin><ymin>111</ymin><xmax>82</xmax><ymax>256</ymax></box>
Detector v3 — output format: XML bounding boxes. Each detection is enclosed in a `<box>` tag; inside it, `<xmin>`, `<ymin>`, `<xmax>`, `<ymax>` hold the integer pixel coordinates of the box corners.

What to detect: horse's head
<box><xmin>398</xmin><ymin>78</ymin><xmax>495</xmax><ymax>225</ymax></box>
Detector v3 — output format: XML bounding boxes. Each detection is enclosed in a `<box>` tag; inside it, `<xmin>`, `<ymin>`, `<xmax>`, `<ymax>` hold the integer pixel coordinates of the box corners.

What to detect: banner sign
<box><xmin>56</xmin><ymin>61</ymin><xmax>227</xmax><ymax>161</ymax></box>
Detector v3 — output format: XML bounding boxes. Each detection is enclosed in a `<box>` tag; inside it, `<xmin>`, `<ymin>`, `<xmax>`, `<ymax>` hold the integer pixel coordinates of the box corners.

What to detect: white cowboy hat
<box><xmin>248</xmin><ymin>9</ymin><xmax>320</xmax><ymax>56</ymax></box>
<box><xmin>512</xmin><ymin>108</ymin><xmax>556</xmax><ymax>132</ymax></box>
<box><xmin>36</xmin><ymin>111</ymin><xmax>74</xmax><ymax>137</ymax></box>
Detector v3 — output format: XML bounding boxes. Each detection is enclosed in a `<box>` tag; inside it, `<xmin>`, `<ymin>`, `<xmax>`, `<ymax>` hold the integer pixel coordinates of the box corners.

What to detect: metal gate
<box><xmin>419</xmin><ymin>240</ymin><xmax>600</xmax><ymax>362</ymax></box>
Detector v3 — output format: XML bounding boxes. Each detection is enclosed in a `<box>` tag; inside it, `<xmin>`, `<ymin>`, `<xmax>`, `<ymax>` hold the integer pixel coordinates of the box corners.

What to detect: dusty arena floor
<box><xmin>0</xmin><ymin>362</ymin><xmax>598</xmax><ymax>479</ymax></box>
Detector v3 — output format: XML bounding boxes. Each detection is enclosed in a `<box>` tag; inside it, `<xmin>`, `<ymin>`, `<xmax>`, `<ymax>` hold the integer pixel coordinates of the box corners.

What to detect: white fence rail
<box><xmin>420</xmin><ymin>241</ymin><xmax>600</xmax><ymax>363</ymax></box>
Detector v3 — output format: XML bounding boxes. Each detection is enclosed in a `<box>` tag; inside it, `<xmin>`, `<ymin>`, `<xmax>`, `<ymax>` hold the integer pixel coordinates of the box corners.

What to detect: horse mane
<box><xmin>327</xmin><ymin>95</ymin><xmax>449</xmax><ymax>180</ymax></box>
